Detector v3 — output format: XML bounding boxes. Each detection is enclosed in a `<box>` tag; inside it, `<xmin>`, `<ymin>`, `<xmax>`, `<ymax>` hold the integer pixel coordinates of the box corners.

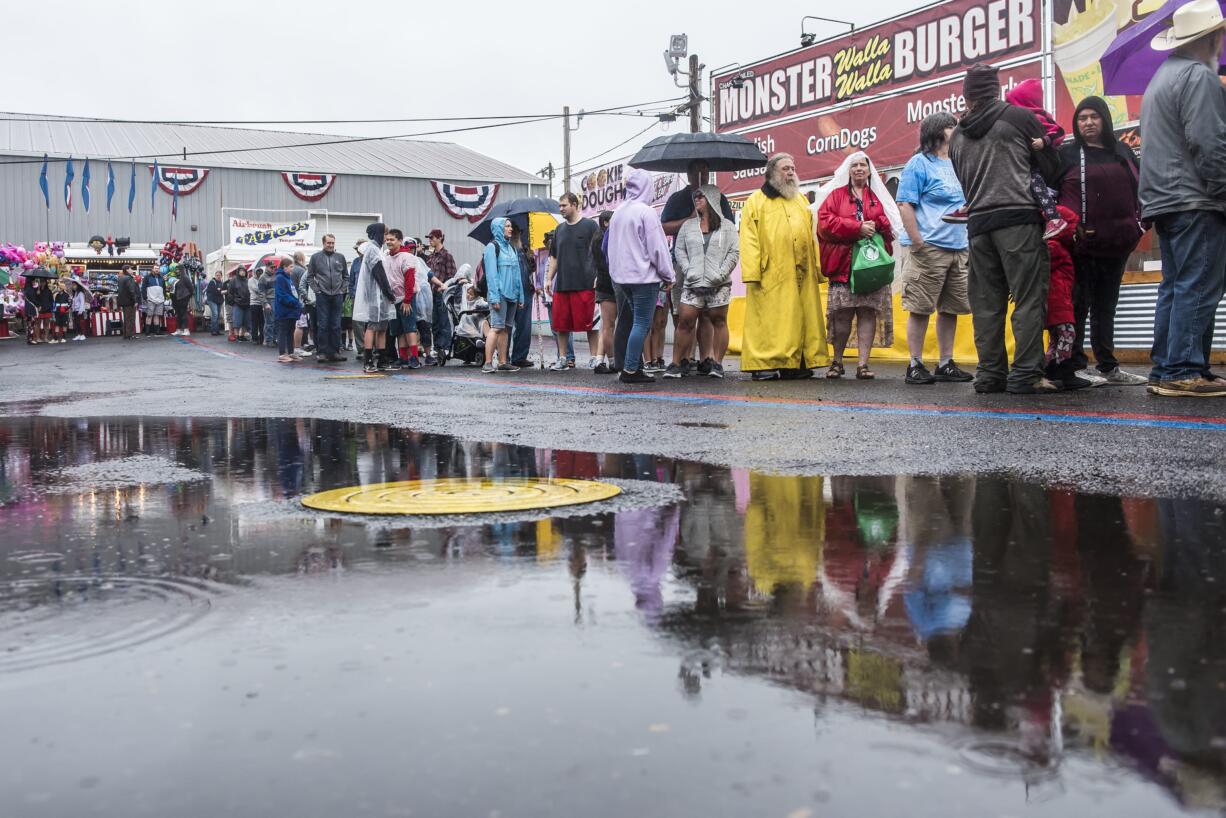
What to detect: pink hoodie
<box><xmin>1006</xmin><ymin>79</ymin><xmax>1065</xmax><ymax>145</ymax></box>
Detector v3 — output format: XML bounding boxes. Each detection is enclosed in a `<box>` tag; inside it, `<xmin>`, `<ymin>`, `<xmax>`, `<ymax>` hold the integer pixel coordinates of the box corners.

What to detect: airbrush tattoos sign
<box><xmin>712</xmin><ymin>0</ymin><xmax>1043</xmax><ymax>194</ymax></box>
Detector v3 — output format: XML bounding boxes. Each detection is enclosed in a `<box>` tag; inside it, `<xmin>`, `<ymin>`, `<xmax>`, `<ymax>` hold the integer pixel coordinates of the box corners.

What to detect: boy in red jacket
<box><xmin>1046</xmin><ymin>205</ymin><xmax>1091</xmax><ymax>390</ymax></box>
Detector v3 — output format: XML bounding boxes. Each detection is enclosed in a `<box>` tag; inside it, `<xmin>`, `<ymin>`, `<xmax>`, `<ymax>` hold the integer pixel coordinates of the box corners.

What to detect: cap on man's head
<box><xmin>964</xmin><ymin>63</ymin><xmax>1001</xmax><ymax>103</ymax></box>
<box><xmin>427</xmin><ymin>229</ymin><xmax>444</xmax><ymax>241</ymax></box>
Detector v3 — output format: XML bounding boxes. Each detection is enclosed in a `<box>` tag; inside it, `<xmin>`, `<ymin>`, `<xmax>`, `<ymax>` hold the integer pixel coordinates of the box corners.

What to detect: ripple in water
<box><xmin>0</xmin><ymin>574</ymin><xmax>217</xmax><ymax>672</ymax></box>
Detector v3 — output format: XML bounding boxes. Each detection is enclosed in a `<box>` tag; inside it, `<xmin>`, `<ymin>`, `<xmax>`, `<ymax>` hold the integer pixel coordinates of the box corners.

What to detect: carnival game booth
<box><xmin>62</xmin><ymin>240</ymin><xmax>160</xmax><ymax>299</ymax></box>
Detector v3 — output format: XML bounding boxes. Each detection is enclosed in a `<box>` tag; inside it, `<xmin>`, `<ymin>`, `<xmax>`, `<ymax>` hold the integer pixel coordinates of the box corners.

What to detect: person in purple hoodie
<box><xmin>607</xmin><ymin>169</ymin><xmax>674</xmax><ymax>384</ymax></box>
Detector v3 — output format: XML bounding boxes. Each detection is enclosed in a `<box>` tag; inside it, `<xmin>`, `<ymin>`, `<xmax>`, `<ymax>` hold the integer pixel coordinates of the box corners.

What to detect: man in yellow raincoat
<box><xmin>739</xmin><ymin>153</ymin><xmax>828</xmax><ymax>379</ymax></box>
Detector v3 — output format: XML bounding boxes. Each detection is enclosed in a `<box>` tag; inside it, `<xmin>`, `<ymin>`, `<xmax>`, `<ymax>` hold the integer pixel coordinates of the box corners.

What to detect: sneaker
<box><xmin>1150</xmin><ymin>377</ymin><xmax>1226</xmax><ymax>397</ymax></box>
<box><xmin>933</xmin><ymin>360</ymin><xmax>974</xmax><ymax>382</ymax></box>
<box><xmin>183</xmin><ymin>329</ymin><xmax>191</xmax><ymax>337</ymax></box>
<box><xmin>481</xmin><ymin>361</ymin><xmax>497</xmax><ymax>374</ymax></box>
<box><xmin>511</xmin><ymin>359</ymin><xmax>535</xmax><ymax>369</ymax></box>
<box><xmin>424</xmin><ymin>354</ymin><xmax>439</xmax><ymax>366</ymax></box>
<box><xmin>548</xmin><ymin>359</ymin><xmax>570</xmax><ymax>372</ymax></box>
<box><xmin>293</xmin><ymin>348</ymin><xmax>312</xmax><ymax>357</ymax></box>
<box><xmin>1060</xmin><ymin>375</ymin><xmax>1094</xmax><ymax>390</ymax></box>
<box><xmin>619</xmin><ymin>369</ymin><xmax>655</xmax><ymax>384</ymax></box>
<box><xmin>1043</xmin><ymin>218</ymin><xmax>1068</xmax><ymax>240</ymax></box>
<box><xmin>1102</xmin><ymin>367</ymin><xmax>1148</xmax><ymax>386</ymax></box>
<box><xmin>593</xmin><ymin>362</ymin><xmax>611</xmax><ymax>374</ymax></box>
<box><xmin>974</xmin><ymin>380</ymin><xmax>1006</xmax><ymax>394</ymax></box>
<box><xmin>751</xmin><ymin>370</ymin><xmax>781</xmax><ymax>381</ymax></box>
<box><xmin>387</xmin><ymin>358</ymin><xmax>403</xmax><ymax>371</ymax></box>
<box><xmin>708</xmin><ymin>362</ymin><xmax>725</xmax><ymax>379</ymax></box>
<box><xmin>643</xmin><ymin>359</ymin><xmax>665</xmax><ymax>375</ymax></box>
<box><xmin>680</xmin><ymin>359</ymin><xmax>694</xmax><ymax>377</ymax></box>
<box><xmin>663</xmin><ymin>363</ymin><xmax>683</xmax><ymax>379</ymax></box>
<box><xmin>363</xmin><ymin>361</ymin><xmax>378</xmax><ymax>374</ymax></box>
<box><xmin>906</xmin><ymin>362</ymin><xmax>936</xmax><ymax>385</ymax></box>
<box><xmin>407</xmin><ymin>355</ymin><xmax>422</xmax><ymax>370</ymax></box>
<box><xmin>496</xmin><ymin>363</ymin><xmax>519</xmax><ymax>373</ymax></box>
<box><xmin>941</xmin><ymin>206</ymin><xmax>969</xmax><ymax>224</ymax></box>
<box><xmin>587</xmin><ymin>356</ymin><xmax>599</xmax><ymax>369</ymax></box>
<box><xmin>1076</xmin><ymin>368</ymin><xmax>1109</xmax><ymax>387</ymax></box>
<box><xmin>1007</xmin><ymin>378</ymin><xmax>1060</xmax><ymax>395</ymax></box>
<box><xmin>566</xmin><ymin>358</ymin><xmax>576</xmax><ymax>369</ymax></box>
<box><xmin>696</xmin><ymin>358</ymin><xmax>713</xmax><ymax>376</ymax></box>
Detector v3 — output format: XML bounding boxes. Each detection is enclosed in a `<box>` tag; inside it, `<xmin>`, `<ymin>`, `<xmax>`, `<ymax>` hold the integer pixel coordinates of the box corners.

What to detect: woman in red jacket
<box><xmin>816</xmin><ymin>152</ymin><xmax>902</xmax><ymax>379</ymax></box>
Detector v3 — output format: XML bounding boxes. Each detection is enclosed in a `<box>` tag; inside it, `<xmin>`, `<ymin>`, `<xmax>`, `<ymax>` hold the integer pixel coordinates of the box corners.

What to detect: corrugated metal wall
<box><xmin>1109</xmin><ymin>283</ymin><xmax>1226</xmax><ymax>349</ymax></box>
<box><xmin>0</xmin><ymin>155</ymin><xmax>538</xmax><ymax>270</ymax></box>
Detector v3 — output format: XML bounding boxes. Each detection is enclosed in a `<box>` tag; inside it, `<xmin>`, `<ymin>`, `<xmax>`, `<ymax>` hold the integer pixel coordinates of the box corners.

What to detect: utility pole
<box><xmin>562</xmin><ymin>106</ymin><xmax>572</xmax><ymax>194</ymax></box>
<box><xmin>688</xmin><ymin>54</ymin><xmax>701</xmax><ymax>133</ymax></box>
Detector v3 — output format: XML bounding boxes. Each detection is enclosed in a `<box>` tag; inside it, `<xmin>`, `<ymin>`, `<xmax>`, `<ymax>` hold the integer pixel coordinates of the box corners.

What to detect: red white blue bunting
<box><xmin>430</xmin><ymin>181</ymin><xmax>500</xmax><ymax>222</ymax></box>
<box><xmin>281</xmin><ymin>172</ymin><xmax>337</xmax><ymax>202</ymax></box>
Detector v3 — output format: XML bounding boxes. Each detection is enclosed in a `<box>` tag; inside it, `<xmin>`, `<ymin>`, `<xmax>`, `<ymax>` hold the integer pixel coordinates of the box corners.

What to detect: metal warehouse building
<box><xmin>0</xmin><ymin>113</ymin><xmax>543</xmax><ymax>268</ymax></box>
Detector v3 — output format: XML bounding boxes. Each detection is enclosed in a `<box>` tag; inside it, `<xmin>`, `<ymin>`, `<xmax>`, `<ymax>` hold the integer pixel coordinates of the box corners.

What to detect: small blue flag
<box><xmin>81</xmin><ymin>159</ymin><xmax>91</xmax><ymax>213</ymax></box>
<box><xmin>38</xmin><ymin>155</ymin><xmax>49</xmax><ymax>209</ymax></box>
<box><xmin>151</xmin><ymin>159</ymin><xmax>159</xmax><ymax>210</ymax></box>
<box><xmin>127</xmin><ymin>160</ymin><xmax>136</xmax><ymax>213</ymax></box>
<box><xmin>106</xmin><ymin>161</ymin><xmax>116</xmax><ymax>212</ymax></box>
<box><xmin>64</xmin><ymin>157</ymin><xmax>75</xmax><ymax>211</ymax></box>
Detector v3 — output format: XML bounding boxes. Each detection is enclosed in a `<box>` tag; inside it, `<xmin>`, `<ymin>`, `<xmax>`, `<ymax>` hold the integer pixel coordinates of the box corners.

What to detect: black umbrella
<box><xmin>23</xmin><ymin>267</ymin><xmax>58</xmax><ymax>279</ymax></box>
<box><xmin>468</xmin><ymin>197</ymin><xmax>562</xmax><ymax>246</ymax></box>
<box><xmin>629</xmin><ymin>132</ymin><xmax>768</xmax><ymax>173</ymax></box>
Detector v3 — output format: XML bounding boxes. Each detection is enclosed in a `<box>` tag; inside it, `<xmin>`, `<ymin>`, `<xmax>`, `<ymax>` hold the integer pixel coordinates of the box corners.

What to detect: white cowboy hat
<box><xmin>1152</xmin><ymin>0</ymin><xmax>1226</xmax><ymax>50</ymax></box>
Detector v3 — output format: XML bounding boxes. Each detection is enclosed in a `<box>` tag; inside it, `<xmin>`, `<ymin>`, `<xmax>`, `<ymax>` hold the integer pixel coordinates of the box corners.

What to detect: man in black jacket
<box><xmin>950</xmin><ymin>63</ymin><xmax>1061</xmax><ymax>395</ymax></box>
<box><xmin>116</xmin><ymin>264</ymin><xmax>140</xmax><ymax>340</ymax></box>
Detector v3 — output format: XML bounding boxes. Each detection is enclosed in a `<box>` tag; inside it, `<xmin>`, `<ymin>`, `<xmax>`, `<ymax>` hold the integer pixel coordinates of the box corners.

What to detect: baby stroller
<box><xmin>442</xmin><ymin>272</ymin><xmax>489</xmax><ymax>366</ymax></box>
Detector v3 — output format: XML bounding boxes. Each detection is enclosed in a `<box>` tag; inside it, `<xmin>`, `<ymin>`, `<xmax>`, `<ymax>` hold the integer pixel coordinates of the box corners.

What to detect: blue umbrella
<box><xmin>1100</xmin><ymin>0</ymin><xmax>1226</xmax><ymax>96</ymax></box>
<box><xmin>468</xmin><ymin>197</ymin><xmax>561</xmax><ymax>246</ymax></box>
<box><xmin>629</xmin><ymin>132</ymin><xmax>767</xmax><ymax>173</ymax></box>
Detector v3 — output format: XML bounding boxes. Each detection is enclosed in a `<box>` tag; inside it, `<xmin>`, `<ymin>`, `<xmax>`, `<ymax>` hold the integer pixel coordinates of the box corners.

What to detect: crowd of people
<box><xmin>13</xmin><ymin>8</ymin><xmax>1225</xmax><ymax>398</ymax></box>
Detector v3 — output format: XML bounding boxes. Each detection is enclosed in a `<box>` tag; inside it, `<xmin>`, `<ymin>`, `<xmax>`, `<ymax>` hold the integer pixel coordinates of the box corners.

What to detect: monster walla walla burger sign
<box><xmin>712</xmin><ymin>0</ymin><xmax>1043</xmax><ymax>195</ymax></box>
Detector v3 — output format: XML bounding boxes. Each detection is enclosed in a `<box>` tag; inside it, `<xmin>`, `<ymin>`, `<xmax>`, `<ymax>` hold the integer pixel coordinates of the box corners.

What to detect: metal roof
<box><xmin>0</xmin><ymin>113</ymin><xmax>541</xmax><ymax>184</ymax></box>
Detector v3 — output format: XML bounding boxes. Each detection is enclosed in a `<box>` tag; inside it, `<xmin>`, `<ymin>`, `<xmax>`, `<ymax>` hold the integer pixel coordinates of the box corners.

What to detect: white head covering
<box><xmin>813</xmin><ymin>151</ymin><xmax>903</xmax><ymax>239</ymax></box>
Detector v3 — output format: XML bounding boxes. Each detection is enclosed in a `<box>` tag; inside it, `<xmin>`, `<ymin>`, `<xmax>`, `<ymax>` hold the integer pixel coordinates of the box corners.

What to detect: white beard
<box><xmin>769</xmin><ymin>172</ymin><xmax>799</xmax><ymax>199</ymax></box>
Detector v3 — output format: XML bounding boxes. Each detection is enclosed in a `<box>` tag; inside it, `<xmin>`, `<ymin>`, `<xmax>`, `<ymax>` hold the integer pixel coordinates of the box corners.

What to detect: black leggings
<box><xmin>174</xmin><ymin>298</ymin><xmax>190</xmax><ymax>331</ymax></box>
<box><xmin>251</xmin><ymin>306</ymin><xmax>265</xmax><ymax>345</ymax></box>
<box><xmin>277</xmin><ymin>318</ymin><xmax>296</xmax><ymax>355</ymax></box>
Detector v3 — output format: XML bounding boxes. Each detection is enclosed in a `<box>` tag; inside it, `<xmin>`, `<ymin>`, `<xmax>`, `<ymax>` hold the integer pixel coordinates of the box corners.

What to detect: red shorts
<box><xmin>550</xmin><ymin>289</ymin><xmax>595</xmax><ymax>333</ymax></box>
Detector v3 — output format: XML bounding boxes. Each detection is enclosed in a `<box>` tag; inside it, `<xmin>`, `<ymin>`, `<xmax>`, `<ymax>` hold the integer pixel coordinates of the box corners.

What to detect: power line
<box><xmin>568</xmin><ymin>121</ymin><xmax>663</xmax><ymax>178</ymax></box>
<box><xmin>0</xmin><ymin>97</ymin><xmax>688</xmax><ymax>128</ymax></box>
<box><xmin>0</xmin><ymin>98</ymin><xmax>688</xmax><ymax>167</ymax></box>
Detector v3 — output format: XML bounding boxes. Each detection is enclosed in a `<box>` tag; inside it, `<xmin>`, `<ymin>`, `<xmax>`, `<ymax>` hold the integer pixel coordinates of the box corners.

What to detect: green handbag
<box><xmin>850</xmin><ymin>233</ymin><xmax>895</xmax><ymax>295</ymax></box>
<box><xmin>848</xmin><ymin>188</ymin><xmax>895</xmax><ymax>295</ymax></box>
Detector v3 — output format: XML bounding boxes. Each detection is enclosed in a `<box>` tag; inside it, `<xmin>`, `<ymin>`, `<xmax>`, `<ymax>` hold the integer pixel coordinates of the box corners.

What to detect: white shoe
<box><xmin>183</xmin><ymin>329</ymin><xmax>191</xmax><ymax>337</ymax></box>
<box><xmin>587</xmin><ymin>356</ymin><xmax>599</xmax><ymax>369</ymax></box>
<box><xmin>1102</xmin><ymin>367</ymin><xmax>1147</xmax><ymax>386</ymax></box>
<box><xmin>293</xmin><ymin>348</ymin><xmax>312</xmax><ymax>357</ymax></box>
<box><xmin>1075</xmin><ymin>368</ymin><xmax>1109</xmax><ymax>387</ymax></box>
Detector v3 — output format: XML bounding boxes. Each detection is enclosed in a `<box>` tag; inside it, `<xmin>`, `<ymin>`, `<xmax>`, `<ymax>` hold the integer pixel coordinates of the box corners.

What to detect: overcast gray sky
<box><xmin>9</xmin><ymin>0</ymin><xmax>908</xmax><ymax>186</ymax></box>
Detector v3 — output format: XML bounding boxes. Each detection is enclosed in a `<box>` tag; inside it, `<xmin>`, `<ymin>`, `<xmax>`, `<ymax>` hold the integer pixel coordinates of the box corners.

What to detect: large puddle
<box><xmin>0</xmin><ymin>417</ymin><xmax>1223</xmax><ymax>817</ymax></box>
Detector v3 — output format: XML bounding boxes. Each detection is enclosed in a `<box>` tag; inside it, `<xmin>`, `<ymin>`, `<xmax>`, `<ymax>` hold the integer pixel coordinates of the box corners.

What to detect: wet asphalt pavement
<box><xmin>1</xmin><ymin>336</ymin><xmax>1226</xmax><ymax>817</ymax></box>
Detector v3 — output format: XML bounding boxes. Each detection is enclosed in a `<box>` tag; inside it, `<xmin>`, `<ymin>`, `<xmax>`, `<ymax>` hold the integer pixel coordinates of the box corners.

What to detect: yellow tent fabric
<box><xmin>743</xmin><ymin>473</ymin><xmax>825</xmax><ymax>595</ymax></box>
<box><xmin>728</xmin><ymin>286</ymin><xmax>1018</xmax><ymax>363</ymax></box>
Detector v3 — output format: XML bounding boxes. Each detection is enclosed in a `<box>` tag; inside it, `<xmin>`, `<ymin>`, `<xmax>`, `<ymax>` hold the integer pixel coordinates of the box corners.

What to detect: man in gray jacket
<box><xmin>950</xmin><ymin>63</ymin><xmax>1061</xmax><ymax>395</ymax></box>
<box><xmin>305</xmin><ymin>234</ymin><xmax>349</xmax><ymax>362</ymax></box>
<box><xmin>1139</xmin><ymin>0</ymin><xmax>1226</xmax><ymax>397</ymax></box>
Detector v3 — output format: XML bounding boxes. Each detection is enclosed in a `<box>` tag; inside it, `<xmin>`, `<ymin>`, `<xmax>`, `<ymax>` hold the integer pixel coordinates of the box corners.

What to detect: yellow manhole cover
<box><xmin>301</xmin><ymin>477</ymin><xmax>621</xmax><ymax>515</ymax></box>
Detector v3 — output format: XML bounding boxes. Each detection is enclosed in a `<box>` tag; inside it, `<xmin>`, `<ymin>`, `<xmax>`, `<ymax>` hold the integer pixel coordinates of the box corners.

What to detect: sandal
<box><xmin>826</xmin><ymin>361</ymin><xmax>844</xmax><ymax>379</ymax></box>
<box><xmin>856</xmin><ymin>365</ymin><xmax>875</xmax><ymax>380</ymax></box>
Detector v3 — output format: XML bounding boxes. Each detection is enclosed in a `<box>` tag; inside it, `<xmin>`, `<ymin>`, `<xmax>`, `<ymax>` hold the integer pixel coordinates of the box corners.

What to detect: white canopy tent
<box><xmin>205</xmin><ymin>243</ymin><xmax>318</xmax><ymax>276</ymax></box>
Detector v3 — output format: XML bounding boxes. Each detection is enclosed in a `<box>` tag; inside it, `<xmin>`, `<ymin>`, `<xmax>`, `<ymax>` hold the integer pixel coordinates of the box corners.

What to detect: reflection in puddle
<box><xmin>0</xmin><ymin>416</ymin><xmax>1224</xmax><ymax>816</ymax></box>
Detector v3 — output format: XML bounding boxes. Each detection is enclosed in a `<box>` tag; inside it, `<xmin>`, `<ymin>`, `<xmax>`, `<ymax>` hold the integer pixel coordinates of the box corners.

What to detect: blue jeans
<box><xmin>432</xmin><ymin>290</ymin><xmax>452</xmax><ymax>354</ymax></box>
<box><xmin>1151</xmin><ymin>210</ymin><xmax>1226</xmax><ymax>381</ymax></box>
<box><xmin>622</xmin><ymin>283</ymin><xmax>659</xmax><ymax>374</ymax></box>
<box><xmin>231</xmin><ymin>305</ymin><xmax>250</xmax><ymax>336</ymax></box>
<box><xmin>207</xmin><ymin>301</ymin><xmax>221</xmax><ymax>333</ymax></box>
<box><xmin>511</xmin><ymin>292</ymin><xmax>533</xmax><ymax>362</ymax></box>
<box><xmin>314</xmin><ymin>292</ymin><xmax>344</xmax><ymax>357</ymax></box>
